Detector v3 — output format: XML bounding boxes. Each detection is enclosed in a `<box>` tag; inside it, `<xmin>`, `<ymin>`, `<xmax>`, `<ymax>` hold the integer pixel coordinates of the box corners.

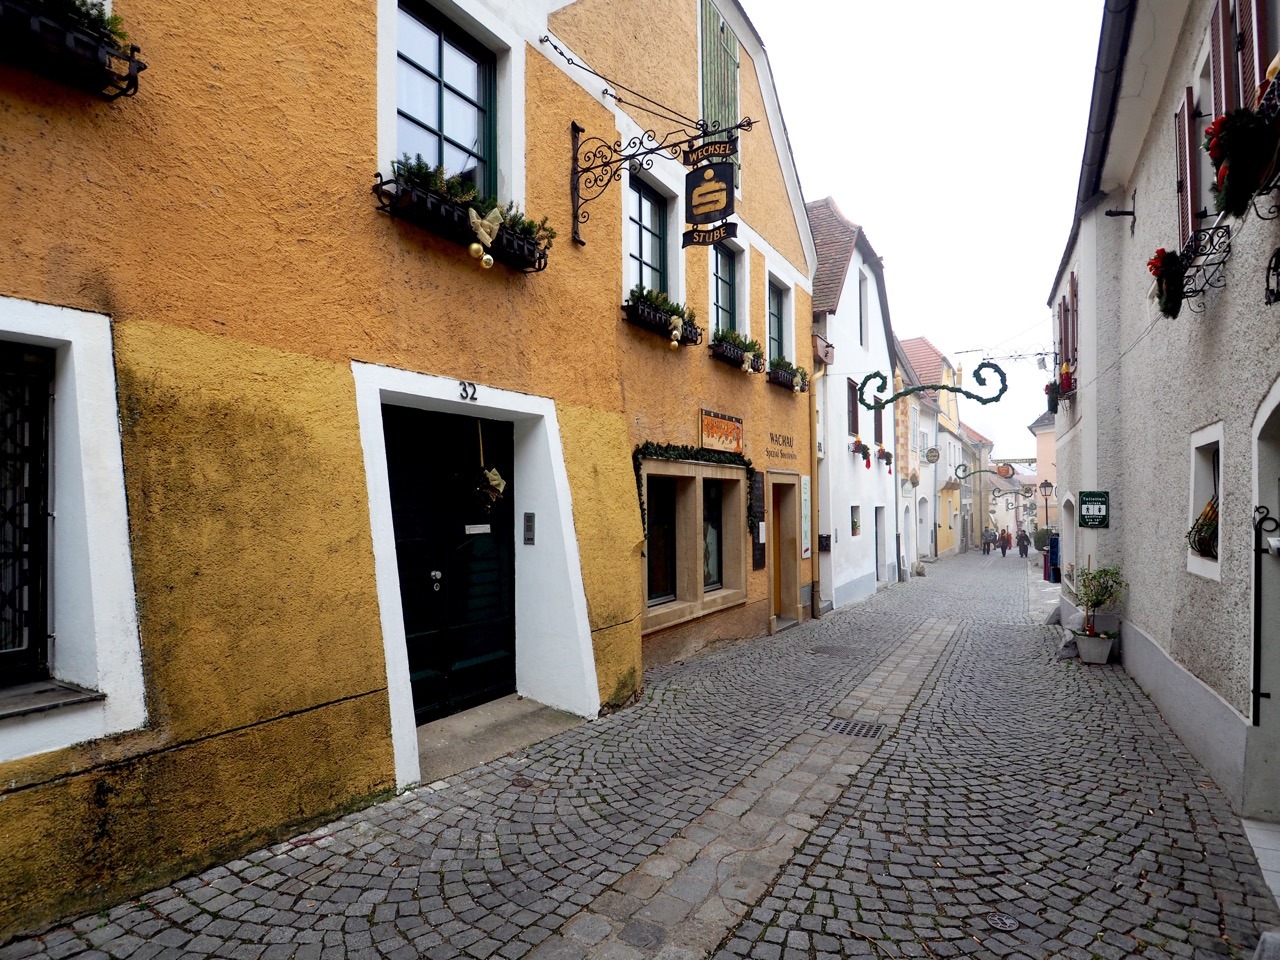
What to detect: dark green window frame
<box><xmin>629</xmin><ymin>179</ymin><xmax>668</xmax><ymax>293</ymax></box>
<box><xmin>712</xmin><ymin>243</ymin><xmax>736</xmax><ymax>333</ymax></box>
<box><xmin>768</xmin><ymin>282</ymin><xmax>785</xmax><ymax>361</ymax></box>
<box><xmin>396</xmin><ymin>2</ymin><xmax>497</xmax><ymax>196</ymax></box>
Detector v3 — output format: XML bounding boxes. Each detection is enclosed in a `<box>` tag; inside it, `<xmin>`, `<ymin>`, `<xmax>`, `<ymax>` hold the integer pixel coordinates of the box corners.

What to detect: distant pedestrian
<box><xmin>1017</xmin><ymin>529</ymin><xmax>1030</xmax><ymax>558</ymax></box>
<box><xmin>981</xmin><ymin>528</ymin><xmax>992</xmax><ymax>555</ymax></box>
<box><xmin>999</xmin><ymin>528</ymin><xmax>1011</xmax><ymax>558</ymax></box>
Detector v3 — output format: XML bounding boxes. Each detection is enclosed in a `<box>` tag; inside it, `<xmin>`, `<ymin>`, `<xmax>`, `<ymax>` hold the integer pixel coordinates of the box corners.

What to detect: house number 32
<box><xmin>459</xmin><ymin>381</ymin><xmax>478</xmax><ymax>401</ymax></box>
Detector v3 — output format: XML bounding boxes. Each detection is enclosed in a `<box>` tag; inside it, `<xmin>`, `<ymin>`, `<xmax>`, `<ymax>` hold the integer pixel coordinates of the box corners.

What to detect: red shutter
<box><xmin>1211</xmin><ymin>2</ymin><xmax>1225</xmax><ymax>115</ymax></box>
<box><xmin>1057</xmin><ymin>299</ymin><xmax>1067</xmax><ymax>370</ymax></box>
<box><xmin>1068</xmin><ymin>271</ymin><xmax>1079</xmax><ymax>366</ymax></box>
<box><xmin>1175</xmin><ymin>88</ymin><xmax>1196</xmax><ymax>249</ymax></box>
<box><xmin>1241</xmin><ymin>0</ymin><xmax>1259</xmax><ymax>106</ymax></box>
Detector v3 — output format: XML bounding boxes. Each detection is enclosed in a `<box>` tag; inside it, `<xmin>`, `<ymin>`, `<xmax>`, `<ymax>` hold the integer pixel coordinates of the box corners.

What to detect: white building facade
<box><xmin>808</xmin><ymin>199</ymin><xmax>899</xmax><ymax>609</ymax></box>
<box><xmin>1050</xmin><ymin>0</ymin><xmax>1280</xmax><ymax>821</ymax></box>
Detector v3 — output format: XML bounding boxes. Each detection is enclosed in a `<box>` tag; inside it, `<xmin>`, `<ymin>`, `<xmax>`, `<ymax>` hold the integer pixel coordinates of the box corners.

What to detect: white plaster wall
<box><xmin>817</xmin><ymin>253</ymin><xmax>897</xmax><ymax>607</ymax></box>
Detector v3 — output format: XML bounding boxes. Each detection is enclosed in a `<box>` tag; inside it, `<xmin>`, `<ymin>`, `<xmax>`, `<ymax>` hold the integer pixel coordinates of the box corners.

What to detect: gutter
<box><xmin>1047</xmin><ymin>0</ymin><xmax>1139</xmax><ymax>305</ymax></box>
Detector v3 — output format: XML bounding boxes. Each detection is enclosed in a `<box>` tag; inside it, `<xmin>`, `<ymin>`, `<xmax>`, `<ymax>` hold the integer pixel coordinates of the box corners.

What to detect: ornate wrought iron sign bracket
<box><xmin>856</xmin><ymin>362</ymin><xmax>1008</xmax><ymax>412</ymax></box>
<box><xmin>1180</xmin><ymin>225</ymin><xmax>1232</xmax><ymax>311</ymax></box>
<box><xmin>568</xmin><ymin>117</ymin><xmax>754</xmax><ymax>245</ymax></box>
<box><xmin>1254</xmin><ymin>505</ymin><xmax>1279</xmax><ymax>723</ymax></box>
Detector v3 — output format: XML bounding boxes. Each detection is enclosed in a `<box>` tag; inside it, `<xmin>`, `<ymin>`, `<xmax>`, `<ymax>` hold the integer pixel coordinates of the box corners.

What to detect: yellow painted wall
<box><xmin>0</xmin><ymin>0</ymin><xmax>812</xmax><ymax>934</ymax></box>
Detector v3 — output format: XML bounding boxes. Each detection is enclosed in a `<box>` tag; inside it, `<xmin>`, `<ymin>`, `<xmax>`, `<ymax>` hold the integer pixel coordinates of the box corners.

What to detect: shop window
<box><xmin>712</xmin><ymin>243</ymin><xmax>736</xmax><ymax>334</ymax></box>
<box><xmin>641</xmin><ymin>460</ymin><xmax>747</xmax><ymax>632</ymax></box>
<box><xmin>1188</xmin><ymin>423</ymin><xmax>1223</xmax><ymax>580</ymax></box>
<box><xmin>397</xmin><ymin>2</ymin><xmax>496</xmax><ymax>196</ymax></box>
<box><xmin>629</xmin><ymin>180</ymin><xmax>669</xmax><ymax>294</ymax></box>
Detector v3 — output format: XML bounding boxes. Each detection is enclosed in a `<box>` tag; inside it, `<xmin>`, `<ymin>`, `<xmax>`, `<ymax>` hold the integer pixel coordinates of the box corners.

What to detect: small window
<box><xmin>851</xmin><ymin>505</ymin><xmax>861</xmax><ymax>537</ymax></box>
<box><xmin>768</xmin><ymin>283</ymin><xmax>785</xmax><ymax>361</ymax></box>
<box><xmin>858</xmin><ymin>271</ymin><xmax>869</xmax><ymax>346</ymax></box>
<box><xmin>1188</xmin><ymin>425</ymin><xmax>1222</xmax><ymax>578</ymax></box>
<box><xmin>629</xmin><ymin>180</ymin><xmax>668</xmax><ymax>293</ymax></box>
<box><xmin>847</xmin><ymin>379</ymin><xmax>859</xmax><ymax>436</ymax></box>
<box><xmin>712</xmin><ymin>243</ymin><xmax>736</xmax><ymax>333</ymax></box>
<box><xmin>397</xmin><ymin>3</ymin><xmax>496</xmax><ymax>195</ymax></box>
<box><xmin>0</xmin><ymin>344</ymin><xmax>53</xmax><ymax>688</ymax></box>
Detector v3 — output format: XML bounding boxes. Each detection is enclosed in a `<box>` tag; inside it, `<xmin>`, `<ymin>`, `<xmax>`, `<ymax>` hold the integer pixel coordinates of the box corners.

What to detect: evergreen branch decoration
<box><xmin>857</xmin><ymin>361</ymin><xmax>1008</xmax><ymax>411</ymax></box>
<box><xmin>632</xmin><ymin>442</ymin><xmax>754</xmax><ymax>538</ymax></box>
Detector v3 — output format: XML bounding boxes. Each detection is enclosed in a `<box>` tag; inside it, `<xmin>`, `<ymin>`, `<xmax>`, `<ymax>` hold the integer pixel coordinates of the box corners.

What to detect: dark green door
<box><xmin>382</xmin><ymin>406</ymin><xmax>515</xmax><ymax>724</ymax></box>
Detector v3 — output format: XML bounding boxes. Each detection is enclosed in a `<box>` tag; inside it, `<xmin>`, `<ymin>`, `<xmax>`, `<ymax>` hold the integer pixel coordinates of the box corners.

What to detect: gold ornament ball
<box><xmin>469</xmin><ymin>242</ymin><xmax>484</xmax><ymax>258</ymax></box>
<box><xmin>481</xmin><ymin>253</ymin><xmax>494</xmax><ymax>269</ymax></box>
<box><xmin>669</xmin><ymin>340</ymin><xmax>680</xmax><ymax>350</ymax></box>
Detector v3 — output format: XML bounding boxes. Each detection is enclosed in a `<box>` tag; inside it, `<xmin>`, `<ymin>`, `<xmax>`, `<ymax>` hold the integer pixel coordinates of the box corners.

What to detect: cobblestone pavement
<box><xmin>4</xmin><ymin>552</ymin><xmax>1277</xmax><ymax>960</ymax></box>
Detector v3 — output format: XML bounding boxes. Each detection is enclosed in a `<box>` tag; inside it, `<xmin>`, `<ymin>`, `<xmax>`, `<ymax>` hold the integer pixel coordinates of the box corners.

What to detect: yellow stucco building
<box><xmin>0</xmin><ymin>0</ymin><xmax>813</xmax><ymax>936</ymax></box>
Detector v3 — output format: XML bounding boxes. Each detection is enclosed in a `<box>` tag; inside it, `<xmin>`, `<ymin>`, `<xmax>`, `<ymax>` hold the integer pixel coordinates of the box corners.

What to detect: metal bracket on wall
<box><xmin>1254</xmin><ymin>504</ymin><xmax>1279</xmax><ymax>724</ymax></box>
<box><xmin>1180</xmin><ymin>225</ymin><xmax>1232</xmax><ymax>312</ymax></box>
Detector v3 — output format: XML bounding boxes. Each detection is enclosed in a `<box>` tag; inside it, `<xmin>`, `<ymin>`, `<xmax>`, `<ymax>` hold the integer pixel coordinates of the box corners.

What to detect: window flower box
<box><xmin>371</xmin><ymin>160</ymin><xmax>552</xmax><ymax>273</ymax></box>
<box><xmin>766</xmin><ymin>357</ymin><xmax>809</xmax><ymax>393</ymax></box>
<box><xmin>0</xmin><ymin>0</ymin><xmax>146</xmax><ymax>99</ymax></box>
<box><xmin>622</xmin><ymin>286</ymin><xmax>703</xmax><ymax>347</ymax></box>
<box><xmin>709</xmin><ymin>330</ymin><xmax>764</xmax><ymax>372</ymax></box>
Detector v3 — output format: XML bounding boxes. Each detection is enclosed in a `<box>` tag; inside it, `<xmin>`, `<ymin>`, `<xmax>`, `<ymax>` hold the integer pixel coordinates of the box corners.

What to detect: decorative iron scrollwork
<box><xmin>857</xmin><ymin>362</ymin><xmax>1008</xmax><ymax>412</ymax></box>
<box><xmin>1180</xmin><ymin>225</ymin><xmax>1232</xmax><ymax>312</ymax></box>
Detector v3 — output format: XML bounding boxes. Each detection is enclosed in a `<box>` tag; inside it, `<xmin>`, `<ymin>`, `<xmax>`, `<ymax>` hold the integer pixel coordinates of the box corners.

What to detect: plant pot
<box><xmin>0</xmin><ymin>0</ymin><xmax>145</xmax><ymax>98</ymax></box>
<box><xmin>490</xmin><ymin>228</ymin><xmax>547</xmax><ymax>273</ymax></box>
<box><xmin>709</xmin><ymin>339</ymin><xmax>748</xmax><ymax>369</ymax></box>
<box><xmin>622</xmin><ymin>301</ymin><xmax>702</xmax><ymax>345</ymax></box>
<box><xmin>1076</xmin><ymin>633</ymin><xmax>1114</xmax><ymax>665</ymax></box>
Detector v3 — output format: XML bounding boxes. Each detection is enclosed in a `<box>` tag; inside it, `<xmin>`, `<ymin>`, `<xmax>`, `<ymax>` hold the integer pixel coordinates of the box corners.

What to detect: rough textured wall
<box><xmin>1090</xmin><ymin>0</ymin><xmax>1275</xmax><ymax>715</ymax></box>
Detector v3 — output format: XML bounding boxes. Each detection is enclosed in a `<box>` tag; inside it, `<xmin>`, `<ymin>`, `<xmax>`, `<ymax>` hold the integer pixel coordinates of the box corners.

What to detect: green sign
<box><xmin>1079</xmin><ymin>490</ymin><xmax>1109</xmax><ymax>528</ymax></box>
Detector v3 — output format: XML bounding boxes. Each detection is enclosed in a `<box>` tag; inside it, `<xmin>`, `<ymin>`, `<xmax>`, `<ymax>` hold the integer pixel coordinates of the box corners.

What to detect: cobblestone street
<box><xmin>4</xmin><ymin>552</ymin><xmax>1278</xmax><ymax>960</ymax></box>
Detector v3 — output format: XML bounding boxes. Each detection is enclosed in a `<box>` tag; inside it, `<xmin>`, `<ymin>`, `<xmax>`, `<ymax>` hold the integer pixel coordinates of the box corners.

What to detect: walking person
<box><xmin>1016</xmin><ymin>528</ymin><xmax>1030</xmax><ymax>558</ymax></box>
<box><xmin>999</xmin><ymin>528</ymin><xmax>1010</xmax><ymax>558</ymax></box>
<box><xmin>981</xmin><ymin>528</ymin><xmax>991</xmax><ymax>555</ymax></box>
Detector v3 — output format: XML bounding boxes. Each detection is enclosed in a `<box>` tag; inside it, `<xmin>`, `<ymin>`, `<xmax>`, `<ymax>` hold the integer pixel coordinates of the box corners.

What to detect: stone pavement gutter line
<box><xmin>3</xmin><ymin>551</ymin><xmax>1277</xmax><ymax>960</ymax></box>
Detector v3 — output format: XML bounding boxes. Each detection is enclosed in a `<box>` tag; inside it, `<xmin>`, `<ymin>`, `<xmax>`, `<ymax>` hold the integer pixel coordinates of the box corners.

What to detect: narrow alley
<box><xmin>4</xmin><ymin>552</ymin><xmax>1276</xmax><ymax>960</ymax></box>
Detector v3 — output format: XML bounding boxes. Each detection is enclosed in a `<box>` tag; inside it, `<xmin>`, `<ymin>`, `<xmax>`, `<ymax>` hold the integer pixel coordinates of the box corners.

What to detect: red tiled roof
<box><xmin>899</xmin><ymin>337</ymin><xmax>949</xmax><ymax>389</ymax></box>
<box><xmin>805</xmin><ymin>197</ymin><xmax>858</xmax><ymax>315</ymax></box>
<box><xmin>963</xmin><ymin>426</ymin><xmax>993</xmax><ymax>445</ymax></box>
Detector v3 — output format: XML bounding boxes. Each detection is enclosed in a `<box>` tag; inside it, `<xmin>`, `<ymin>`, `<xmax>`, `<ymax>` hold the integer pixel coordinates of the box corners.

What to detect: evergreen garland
<box><xmin>857</xmin><ymin>362</ymin><xmax>1007</xmax><ymax>411</ymax></box>
<box><xmin>632</xmin><ymin>442</ymin><xmax>755</xmax><ymax>537</ymax></box>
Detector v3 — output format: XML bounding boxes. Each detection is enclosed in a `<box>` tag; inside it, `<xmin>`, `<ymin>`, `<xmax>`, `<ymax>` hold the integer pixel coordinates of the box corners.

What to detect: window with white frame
<box><xmin>1188</xmin><ymin>423</ymin><xmax>1222</xmax><ymax>579</ymax></box>
<box><xmin>767</xmin><ymin>281</ymin><xmax>788</xmax><ymax>361</ymax></box>
<box><xmin>0</xmin><ymin>296</ymin><xmax>145</xmax><ymax>764</ymax></box>
<box><xmin>712</xmin><ymin>242</ymin><xmax>737</xmax><ymax>333</ymax></box>
<box><xmin>629</xmin><ymin>179</ymin><xmax>669</xmax><ymax>294</ymax></box>
<box><xmin>397</xmin><ymin>2</ymin><xmax>496</xmax><ymax>195</ymax></box>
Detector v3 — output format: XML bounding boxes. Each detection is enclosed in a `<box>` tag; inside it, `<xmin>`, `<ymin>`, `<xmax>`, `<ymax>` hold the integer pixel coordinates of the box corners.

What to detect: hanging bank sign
<box><xmin>683</xmin><ymin>159</ymin><xmax>737</xmax><ymax>247</ymax></box>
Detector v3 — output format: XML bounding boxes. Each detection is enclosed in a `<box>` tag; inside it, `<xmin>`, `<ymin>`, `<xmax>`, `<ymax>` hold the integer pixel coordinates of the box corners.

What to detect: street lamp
<box><xmin>1038</xmin><ymin>479</ymin><xmax>1055</xmax><ymax>528</ymax></box>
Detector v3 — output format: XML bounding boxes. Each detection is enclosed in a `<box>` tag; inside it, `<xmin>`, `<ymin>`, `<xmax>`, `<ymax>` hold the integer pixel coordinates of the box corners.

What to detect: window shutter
<box><xmin>1241</xmin><ymin>0</ymin><xmax>1266</xmax><ymax>107</ymax></box>
<box><xmin>1068</xmin><ymin>271</ymin><xmax>1079</xmax><ymax>365</ymax></box>
<box><xmin>1175</xmin><ymin>88</ymin><xmax>1196</xmax><ymax>249</ymax></box>
<box><xmin>848</xmin><ymin>378</ymin><xmax>859</xmax><ymax>435</ymax></box>
<box><xmin>1211</xmin><ymin>3</ymin><xmax>1225</xmax><ymax>116</ymax></box>
<box><xmin>701</xmin><ymin>0</ymin><xmax>739</xmax><ymax>179</ymax></box>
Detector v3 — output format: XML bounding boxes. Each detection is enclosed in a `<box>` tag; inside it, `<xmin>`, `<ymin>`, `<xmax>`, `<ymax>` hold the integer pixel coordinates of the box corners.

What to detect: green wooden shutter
<box><xmin>701</xmin><ymin>0</ymin><xmax>739</xmax><ymax>182</ymax></box>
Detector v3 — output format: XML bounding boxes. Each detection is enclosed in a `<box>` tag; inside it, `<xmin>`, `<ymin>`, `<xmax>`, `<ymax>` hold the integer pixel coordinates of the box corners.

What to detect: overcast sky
<box><xmin>737</xmin><ymin>0</ymin><xmax>1104</xmax><ymax>461</ymax></box>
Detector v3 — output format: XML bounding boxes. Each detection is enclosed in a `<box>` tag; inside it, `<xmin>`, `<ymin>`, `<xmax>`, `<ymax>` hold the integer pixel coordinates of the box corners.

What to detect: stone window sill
<box><xmin>0</xmin><ymin>679</ymin><xmax>105</xmax><ymax>722</ymax></box>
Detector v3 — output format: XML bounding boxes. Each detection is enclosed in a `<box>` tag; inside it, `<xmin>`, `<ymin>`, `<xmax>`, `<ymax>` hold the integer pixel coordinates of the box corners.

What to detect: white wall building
<box><xmin>1049</xmin><ymin>0</ymin><xmax>1280</xmax><ymax>821</ymax></box>
<box><xmin>808</xmin><ymin>198</ymin><xmax>899</xmax><ymax>609</ymax></box>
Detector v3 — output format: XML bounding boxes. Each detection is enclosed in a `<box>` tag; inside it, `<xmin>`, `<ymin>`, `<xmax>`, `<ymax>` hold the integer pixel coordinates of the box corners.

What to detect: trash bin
<box><xmin>1049</xmin><ymin>565</ymin><xmax>1061</xmax><ymax>583</ymax></box>
<box><xmin>1043</xmin><ymin>553</ymin><xmax>1050</xmax><ymax>581</ymax></box>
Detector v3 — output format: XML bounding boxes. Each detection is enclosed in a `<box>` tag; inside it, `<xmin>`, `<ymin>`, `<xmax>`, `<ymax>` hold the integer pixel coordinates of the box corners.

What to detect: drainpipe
<box><xmin>810</xmin><ymin>359</ymin><xmax>823</xmax><ymax>619</ymax></box>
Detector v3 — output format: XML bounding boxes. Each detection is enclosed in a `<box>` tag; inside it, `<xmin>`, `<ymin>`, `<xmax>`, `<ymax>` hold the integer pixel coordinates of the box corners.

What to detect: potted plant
<box><xmin>766</xmin><ymin>356</ymin><xmax>809</xmax><ymax>393</ymax></box>
<box><xmin>850</xmin><ymin>437</ymin><xmax>871</xmax><ymax>469</ymax></box>
<box><xmin>1146</xmin><ymin>246</ymin><xmax>1186</xmax><ymax>320</ymax></box>
<box><xmin>1202</xmin><ymin>110</ymin><xmax>1280</xmax><ymax>217</ymax></box>
<box><xmin>622</xmin><ymin>285</ymin><xmax>703</xmax><ymax>348</ymax></box>
<box><xmin>1072</xmin><ymin>563</ymin><xmax>1127</xmax><ymax>664</ymax></box>
<box><xmin>876</xmin><ymin>445</ymin><xmax>893</xmax><ymax>473</ymax></box>
<box><xmin>709</xmin><ymin>327</ymin><xmax>765</xmax><ymax>372</ymax></box>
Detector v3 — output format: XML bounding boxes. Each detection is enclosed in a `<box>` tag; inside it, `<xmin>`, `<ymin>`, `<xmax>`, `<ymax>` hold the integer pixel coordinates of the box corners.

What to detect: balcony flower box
<box><xmin>1</xmin><ymin>0</ymin><xmax>146</xmax><ymax>99</ymax></box>
<box><xmin>371</xmin><ymin>157</ymin><xmax>553</xmax><ymax>274</ymax></box>
<box><xmin>622</xmin><ymin>286</ymin><xmax>703</xmax><ymax>347</ymax></box>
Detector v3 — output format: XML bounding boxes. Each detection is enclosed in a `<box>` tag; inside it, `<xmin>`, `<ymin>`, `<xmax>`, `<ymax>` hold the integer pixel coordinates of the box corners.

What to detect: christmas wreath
<box><xmin>1203</xmin><ymin>110</ymin><xmax>1280</xmax><ymax>217</ymax></box>
<box><xmin>1147</xmin><ymin>247</ymin><xmax>1186</xmax><ymax>319</ymax></box>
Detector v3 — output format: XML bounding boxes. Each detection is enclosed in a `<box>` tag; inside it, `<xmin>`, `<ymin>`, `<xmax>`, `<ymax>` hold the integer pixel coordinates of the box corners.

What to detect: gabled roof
<box><xmin>893</xmin><ymin>336</ymin><xmax>939</xmax><ymax>412</ymax></box>
<box><xmin>963</xmin><ymin>426</ymin><xmax>994</xmax><ymax>446</ymax></box>
<box><xmin>1028</xmin><ymin>410</ymin><xmax>1056</xmax><ymax>434</ymax></box>
<box><xmin>805</xmin><ymin>198</ymin><xmax>858</xmax><ymax>315</ymax></box>
<box><xmin>899</xmin><ymin>337</ymin><xmax>951</xmax><ymax>390</ymax></box>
